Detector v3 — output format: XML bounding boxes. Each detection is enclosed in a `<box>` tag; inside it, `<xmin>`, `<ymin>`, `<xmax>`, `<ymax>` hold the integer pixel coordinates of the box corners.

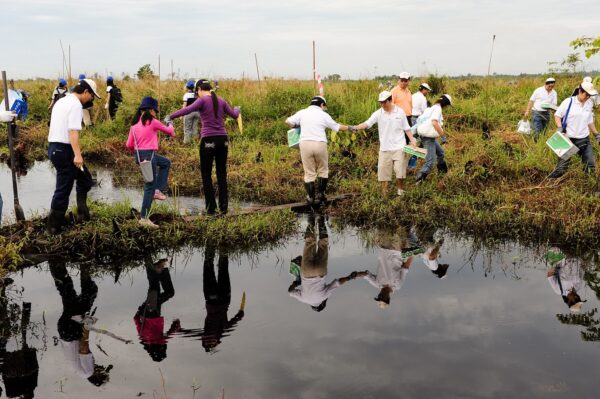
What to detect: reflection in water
<box><xmin>289</xmin><ymin>214</ymin><xmax>362</xmax><ymax>312</ymax></box>
<box><xmin>419</xmin><ymin>228</ymin><xmax>450</xmax><ymax>279</ymax></box>
<box><xmin>546</xmin><ymin>250</ymin><xmax>586</xmax><ymax>312</ymax></box>
<box><xmin>179</xmin><ymin>244</ymin><xmax>245</xmax><ymax>353</ymax></box>
<box><xmin>49</xmin><ymin>262</ymin><xmax>112</xmax><ymax>387</ymax></box>
<box><xmin>0</xmin><ymin>280</ymin><xmax>38</xmax><ymax>398</ymax></box>
<box><xmin>134</xmin><ymin>258</ymin><xmax>179</xmax><ymax>362</ymax></box>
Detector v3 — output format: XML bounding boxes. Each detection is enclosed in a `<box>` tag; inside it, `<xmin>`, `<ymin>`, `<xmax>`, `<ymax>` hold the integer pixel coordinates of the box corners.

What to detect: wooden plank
<box><xmin>182</xmin><ymin>193</ymin><xmax>355</xmax><ymax>223</ymax></box>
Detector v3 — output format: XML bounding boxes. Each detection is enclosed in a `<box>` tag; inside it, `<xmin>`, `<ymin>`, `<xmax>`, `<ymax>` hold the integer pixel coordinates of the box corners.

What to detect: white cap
<box><xmin>79</xmin><ymin>79</ymin><xmax>101</xmax><ymax>98</ymax></box>
<box><xmin>378</xmin><ymin>90</ymin><xmax>392</xmax><ymax>102</ymax></box>
<box><xmin>581</xmin><ymin>81</ymin><xmax>598</xmax><ymax>96</ymax></box>
<box><xmin>443</xmin><ymin>94</ymin><xmax>453</xmax><ymax>105</ymax></box>
<box><xmin>399</xmin><ymin>71</ymin><xmax>411</xmax><ymax>80</ymax></box>
<box><xmin>545</xmin><ymin>77</ymin><xmax>556</xmax><ymax>84</ymax></box>
<box><xmin>583</xmin><ymin>76</ymin><xmax>593</xmax><ymax>84</ymax></box>
<box><xmin>419</xmin><ymin>83</ymin><xmax>432</xmax><ymax>91</ymax></box>
<box><xmin>377</xmin><ymin>300</ymin><xmax>389</xmax><ymax>309</ymax></box>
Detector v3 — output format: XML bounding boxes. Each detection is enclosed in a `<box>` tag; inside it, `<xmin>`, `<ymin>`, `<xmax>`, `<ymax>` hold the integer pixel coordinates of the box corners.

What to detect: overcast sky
<box><xmin>3</xmin><ymin>0</ymin><xmax>599</xmax><ymax>80</ymax></box>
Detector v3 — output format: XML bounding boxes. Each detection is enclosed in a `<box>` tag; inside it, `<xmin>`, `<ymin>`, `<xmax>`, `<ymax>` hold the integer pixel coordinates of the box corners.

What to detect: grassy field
<box><xmin>1</xmin><ymin>75</ymin><xmax>600</xmax><ymax>270</ymax></box>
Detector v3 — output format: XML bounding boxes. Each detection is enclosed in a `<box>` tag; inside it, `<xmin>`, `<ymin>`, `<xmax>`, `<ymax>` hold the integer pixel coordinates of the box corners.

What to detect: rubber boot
<box><xmin>76</xmin><ymin>192</ymin><xmax>91</xmax><ymax>222</ymax></box>
<box><xmin>316</xmin><ymin>177</ymin><xmax>328</xmax><ymax>204</ymax></box>
<box><xmin>46</xmin><ymin>209</ymin><xmax>65</xmax><ymax>235</ymax></box>
<box><xmin>415</xmin><ymin>172</ymin><xmax>428</xmax><ymax>184</ymax></box>
<box><xmin>437</xmin><ymin>160</ymin><xmax>448</xmax><ymax>174</ymax></box>
<box><xmin>304</xmin><ymin>182</ymin><xmax>316</xmax><ymax>205</ymax></box>
<box><xmin>316</xmin><ymin>214</ymin><xmax>328</xmax><ymax>239</ymax></box>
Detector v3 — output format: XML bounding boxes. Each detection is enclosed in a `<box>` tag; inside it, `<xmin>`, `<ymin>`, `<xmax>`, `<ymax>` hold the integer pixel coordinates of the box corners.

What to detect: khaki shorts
<box><xmin>378</xmin><ymin>149</ymin><xmax>407</xmax><ymax>181</ymax></box>
<box><xmin>299</xmin><ymin>140</ymin><xmax>328</xmax><ymax>182</ymax></box>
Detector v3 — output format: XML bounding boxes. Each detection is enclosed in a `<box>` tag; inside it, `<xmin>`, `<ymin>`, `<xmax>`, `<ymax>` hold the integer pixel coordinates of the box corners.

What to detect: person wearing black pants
<box><xmin>166</xmin><ymin>79</ymin><xmax>240</xmax><ymax>215</ymax></box>
<box><xmin>47</xmin><ymin>79</ymin><xmax>101</xmax><ymax>233</ymax></box>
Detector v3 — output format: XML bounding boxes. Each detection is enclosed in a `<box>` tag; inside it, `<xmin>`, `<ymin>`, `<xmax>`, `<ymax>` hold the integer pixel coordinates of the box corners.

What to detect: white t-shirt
<box><xmin>411</xmin><ymin>91</ymin><xmax>428</xmax><ymax>116</ymax></box>
<box><xmin>48</xmin><ymin>94</ymin><xmax>83</xmax><ymax>143</ymax></box>
<box><xmin>530</xmin><ymin>86</ymin><xmax>558</xmax><ymax>112</ymax></box>
<box><xmin>363</xmin><ymin>105</ymin><xmax>410</xmax><ymax>151</ymax></box>
<box><xmin>289</xmin><ymin>277</ymin><xmax>340</xmax><ymax>307</ymax></box>
<box><xmin>364</xmin><ymin>248</ymin><xmax>408</xmax><ymax>292</ymax></box>
<box><xmin>182</xmin><ymin>92</ymin><xmax>197</xmax><ymax>107</ymax></box>
<box><xmin>286</xmin><ymin>105</ymin><xmax>340</xmax><ymax>143</ymax></box>
<box><xmin>61</xmin><ymin>340</ymin><xmax>95</xmax><ymax>378</ymax></box>
<box><xmin>547</xmin><ymin>259</ymin><xmax>583</xmax><ymax>296</ymax></box>
<box><xmin>421</xmin><ymin>246</ymin><xmax>439</xmax><ymax>271</ymax></box>
<box><xmin>555</xmin><ymin>96</ymin><xmax>594</xmax><ymax>139</ymax></box>
<box><xmin>106</xmin><ymin>85</ymin><xmax>113</xmax><ymax>93</ymax></box>
<box><xmin>421</xmin><ymin>104</ymin><xmax>444</xmax><ymax>126</ymax></box>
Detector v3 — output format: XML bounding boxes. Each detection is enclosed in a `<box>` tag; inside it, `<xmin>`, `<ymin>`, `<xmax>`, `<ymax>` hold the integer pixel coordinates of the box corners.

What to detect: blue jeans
<box><xmin>548</xmin><ymin>136</ymin><xmax>596</xmax><ymax>178</ymax></box>
<box><xmin>135</xmin><ymin>150</ymin><xmax>171</xmax><ymax>218</ymax></box>
<box><xmin>418</xmin><ymin>137</ymin><xmax>446</xmax><ymax>176</ymax></box>
<box><xmin>531</xmin><ymin>110</ymin><xmax>550</xmax><ymax>140</ymax></box>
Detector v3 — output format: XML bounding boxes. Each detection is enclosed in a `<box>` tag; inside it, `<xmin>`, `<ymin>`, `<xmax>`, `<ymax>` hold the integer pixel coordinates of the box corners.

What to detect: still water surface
<box><xmin>2</xmin><ymin>215</ymin><xmax>599</xmax><ymax>398</ymax></box>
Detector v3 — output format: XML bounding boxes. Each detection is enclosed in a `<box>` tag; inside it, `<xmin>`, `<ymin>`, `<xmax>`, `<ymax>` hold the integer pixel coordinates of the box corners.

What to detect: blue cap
<box><xmin>138</xmin><ymin>96</ymin><xmax>158</xmax><ymax>111</ymax></box>
<box><xmin>59</xmin><ymin>78</ymin><xmax>67</xmax><ymax>87</ymax></box>
<box><xmin>185</xmin><ymin>79</ymin><xmax>195</xmax><ymax>89</ymax></box>
<box><xmin>78</xmin><ymin>74</ymin><xmax>86</xmax><ymax>80</ymax></box>
<box><xmin>107</xmin><ymin>76</ymin><xmax>114</xmax><ymax>82</ymax></box>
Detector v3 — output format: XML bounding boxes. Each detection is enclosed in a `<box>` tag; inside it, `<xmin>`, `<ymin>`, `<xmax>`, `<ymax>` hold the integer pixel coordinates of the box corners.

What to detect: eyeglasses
<box><xmin>400</xmin><ymin>79</ymin><xmax>409</xmax><ymax>82</ymax></box>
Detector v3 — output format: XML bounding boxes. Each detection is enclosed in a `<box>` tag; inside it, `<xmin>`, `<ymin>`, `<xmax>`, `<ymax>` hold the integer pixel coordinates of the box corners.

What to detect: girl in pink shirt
<box><xmin>126</xmin><ymin>96</ymin><xmax>175</xmax><ymax>227</ymax></box>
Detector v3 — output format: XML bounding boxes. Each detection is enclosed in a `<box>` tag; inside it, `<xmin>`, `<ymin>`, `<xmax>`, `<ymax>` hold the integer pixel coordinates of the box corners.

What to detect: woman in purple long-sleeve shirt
<box><xmin>167</xmin><ymin>79</ymin><xmax>240</xmax><ymax>215</ymax></box>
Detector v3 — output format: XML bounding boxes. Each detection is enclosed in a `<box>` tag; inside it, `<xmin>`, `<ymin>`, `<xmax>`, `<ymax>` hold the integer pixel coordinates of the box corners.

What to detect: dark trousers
<box><xmin>549</xmin><ymin>136</ymin><xmax>596</xmax><ymax>178</ymax></box>
<box><xmin>48</xmin><ymin>142</ymin><xmax>93</xmax><ymax>212</ymax></box>
<box><xmin>137</xmin><ymin>259</ymin><xmax>175</xmax><ymax>318</ymax></box>
<box><xmin>203</xmin><ymin>244</ymin><xmax>231</xmax><ymax>306</ymax></box>
<box><xmin>200</xmin><ymin>136</ymin><xmax>228</xmax><ymax>214</ymax></box>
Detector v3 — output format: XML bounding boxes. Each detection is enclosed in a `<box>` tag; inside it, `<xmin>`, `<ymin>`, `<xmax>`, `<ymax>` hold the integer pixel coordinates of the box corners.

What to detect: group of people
<box><xmin>524</xmin><ymin>76</ymin><xmax>599</xmax><ymax>179</ymax></box>
<box><xmin>287</xmin><ymin>72</ymin><xmax>452</xmax><ymax>201</ymax></box>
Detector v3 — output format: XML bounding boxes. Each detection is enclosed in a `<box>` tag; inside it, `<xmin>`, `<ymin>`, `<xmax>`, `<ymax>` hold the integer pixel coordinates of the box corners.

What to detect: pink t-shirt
<box><xmin>126</xmin><ymin>118</ymin><xmax>175</xmax><ymax>151</ymax></box>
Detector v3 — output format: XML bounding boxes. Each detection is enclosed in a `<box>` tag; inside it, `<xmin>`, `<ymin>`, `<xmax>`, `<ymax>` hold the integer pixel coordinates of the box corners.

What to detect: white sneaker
<box><xmin>139</xmin><ymin>218</ymin><xmax>158</xmax><ymax>228</ymax></box>
<box><xmin>397</xmin><ymin>189</ymin><xmax>405</xmax><ymax>196</ymax></box>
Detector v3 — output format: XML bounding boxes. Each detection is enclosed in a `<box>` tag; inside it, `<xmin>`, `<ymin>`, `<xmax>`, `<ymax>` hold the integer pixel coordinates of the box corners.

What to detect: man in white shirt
<box><xmin>182</xmin><ymin>80</ymin><xmax>199</xmax><ymax>143</ymax></box>
<box><xmin>548</xmin><ymin>81</ymin><xmax>599</xmax><ymax>179</ymax></box>
<box><xmin>354</xmin><ymin>91</ymin><xmax>417</xmax><ymax>195</ymax></box>
<box><xmin>286</xmin><ymin>96</ymin><xmax>352</xmax><ymax>205</ymax></box>
<box><xmin>47</xmin><ymin>79</ymin><xmax>101</xmax><ymax>233</ymax></box>
<box><xmin>546</xmin><ymin>257</ymin><xmax>585</xmax><ymax>313</ymax></box>
<box><xmin>524</xmin><ymin>77</ymin><xmax>558</xmax><ymax>141</ymax></box>
<box><xmin>411</xmin><ymin>83</ymin><xmax>432</xmax><ymax>126</ymax></box>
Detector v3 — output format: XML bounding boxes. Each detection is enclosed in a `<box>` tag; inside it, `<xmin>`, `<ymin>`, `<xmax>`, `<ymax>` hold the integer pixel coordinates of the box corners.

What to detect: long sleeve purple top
<box><xmin>169</xmin><ymin>95</ymin><xmax>240</xmax><ymax>138</ymax></box>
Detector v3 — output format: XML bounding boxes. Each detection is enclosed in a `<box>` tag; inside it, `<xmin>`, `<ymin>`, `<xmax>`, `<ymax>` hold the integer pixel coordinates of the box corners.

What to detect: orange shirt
<box><xmin>391</xmin><ymin>86</ymin><xmax>412</xmax><ymax>116</ymax></box>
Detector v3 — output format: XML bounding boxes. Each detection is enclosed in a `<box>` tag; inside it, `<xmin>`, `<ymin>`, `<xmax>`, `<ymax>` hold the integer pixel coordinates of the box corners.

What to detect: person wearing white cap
<box><xmin>415</xmin><ymin>94</ymin><xmax>452</xmax><ymax>183</ymax></box>
<box><xmin>46</xmin><ymin>79</ymin><xmax>101</xmax><ymax>233</ymax></box>
<box><xmin>524</xmin><ymin>78</ymin><xmax>558</xmax><ymax>141</ymax></box>
<box><xmin>391</xmin><ymin>72</ymin><xmax>413</xmax><ymax>123</ymax></box>
<box><xmin>353</xmin><ymin>90</ymin><xmax>417</xmax><ymax>195</ymax></box>
<box><xmin>285</xmin><ymin>96</ymin><xmax>352</xmax><ymax>205</ymax></box>
<box><xmin>411</xmin><ymin>83</ymin><xmax>432</xmax><ymax>126</ymax></box>
<box><xmin>546</xmin><ymin>257</ymin><xmax>585</xmax><ymax>313</ymax></box>
<box><xmin>548</xmin><ymin>81</ymin><xmax>599</xmax><ymax>179</ymax></box>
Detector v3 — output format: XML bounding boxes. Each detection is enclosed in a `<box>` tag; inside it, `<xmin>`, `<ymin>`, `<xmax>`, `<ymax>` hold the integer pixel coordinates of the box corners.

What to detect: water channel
<box><xmin>1</xmin><ymin>162</ymin><xmax>599</xmax><ymax>398</ymax></box>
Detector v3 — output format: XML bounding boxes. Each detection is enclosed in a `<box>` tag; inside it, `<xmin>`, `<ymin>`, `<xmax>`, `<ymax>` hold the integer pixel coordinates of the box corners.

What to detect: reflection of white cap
<box><xmin>581</xmin><ymin>81</ymin><xmax>598</xmax><ymax>96</ymax></box>
<box><xmin>399</xmin><ymin>71</ymin><xmax>411</xmax><ymax>80</ymax></box>
<box><xmin>378</xmin><ymin>90</ymin><xmax>392</xmax><ymax>102</ymax></box>
<box><xmin>570</xmin><ymin>302</ymin><xmax>583</xmax><ymax>313</ymax></box>
<box><xmin>377</xmin><ymin>301</ymin><xmax>389</xmax><ymax>309</ymax></box>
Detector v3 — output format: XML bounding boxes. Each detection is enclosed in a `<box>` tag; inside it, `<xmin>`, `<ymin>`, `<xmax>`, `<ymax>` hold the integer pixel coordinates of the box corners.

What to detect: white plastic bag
<box><xmin>517</xmin><ymin>120</ymin><xmax>531</xmax><ymax>134</ymax></box>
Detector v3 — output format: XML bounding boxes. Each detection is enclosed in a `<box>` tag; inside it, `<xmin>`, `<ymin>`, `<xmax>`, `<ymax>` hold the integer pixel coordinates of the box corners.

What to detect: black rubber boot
<box><xmin>46</xmin><ymin>209</ymin><xmax>65</xmax><ymax>235</ymax></box>
<box><xmin>304</xmin><ymin>182</ymin><xmax>316</xmax><ymax>205</ymax></box>
<box><xmin>437</xmin><ymin>160</ymin><xmax>448</xmax><ymax>174</ymax></box>
<box><xmin>415</xmin><ymin>172</ymin><xmax>428</xmax><ymax>184</ymax></box>
<box><xmin>76</xmin><ymin>192</ymin><xmax>91</xmax><ymax>222</ymax></box>
<box><xmin>316</xmin><ymin>177</ymin><xmax>328</xmax><ymax>204</ymax></box>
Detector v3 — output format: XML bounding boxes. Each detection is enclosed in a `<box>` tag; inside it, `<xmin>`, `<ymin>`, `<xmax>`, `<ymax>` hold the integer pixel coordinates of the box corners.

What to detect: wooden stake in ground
<box><xmin>254</xmin><ymin>52</ymin><xmax>261</xmax><ymax>91</ymax></box>
<box><xmin>312</xmin><ymin>40</ymin><xmax>316</xmax><ymax>94</ymax></box>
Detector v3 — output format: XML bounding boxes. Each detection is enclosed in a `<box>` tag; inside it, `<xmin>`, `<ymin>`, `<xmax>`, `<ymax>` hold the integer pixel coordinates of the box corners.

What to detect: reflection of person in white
<box><xmin>364</xmin><ymin>247</ymin><xmax>413</xmax><ymax>309</ymax></box>
<box><xmin>547</xmin><ymin>258</ymin><xmax>586</xmax><ymax>313</ymax></box>
<box><xmin>421</xmin><ymin>240</ymin><xmax>449</xmax><ymax>279</ymax></box>
<box><xmin>288</xmin><ymin>214</ymin><xmax>361</xmax><ymax>312</ymax></box>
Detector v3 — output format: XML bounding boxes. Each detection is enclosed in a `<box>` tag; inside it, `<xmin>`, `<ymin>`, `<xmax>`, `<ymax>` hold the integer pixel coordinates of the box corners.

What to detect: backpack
<box><xmin>111</xmin><ymin>86</ymin><xmax>123</xmax><ymax>103</ymax></box>
<box><xmin>53</xmin><ymin>87</ymin><xmax>68</xmax><ymax>103</ymax></box>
